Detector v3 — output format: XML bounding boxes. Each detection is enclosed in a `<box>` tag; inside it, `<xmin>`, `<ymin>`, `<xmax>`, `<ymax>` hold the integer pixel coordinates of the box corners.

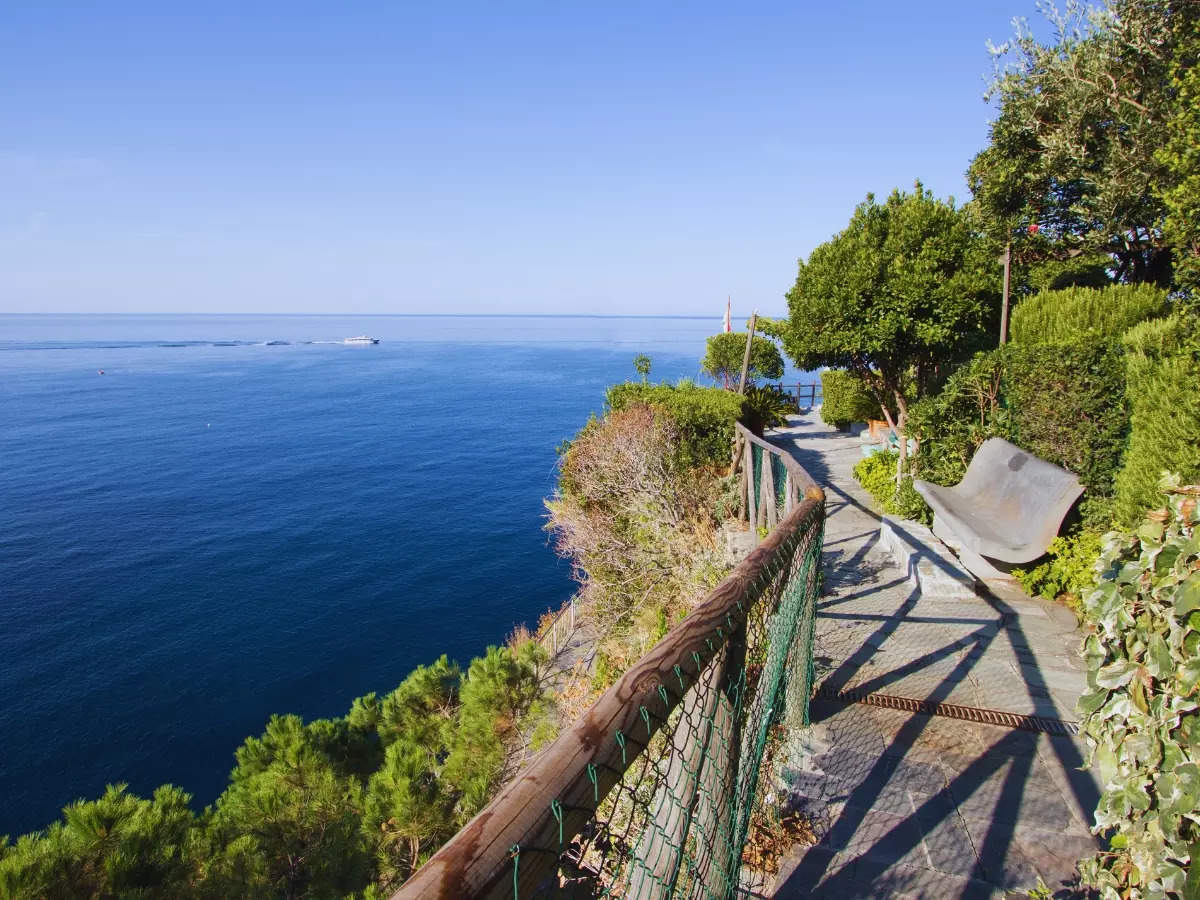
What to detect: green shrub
<box><xmin>908</xmin><ymin>341</ymin><xmax>1127</xmax><ymax>528</ymax></box>
<box><xmin>1010</xmin><ymin>283</ymin><xmax>1169</xmax><ymax>345</ymax></box>
<box><xmin>1113</xmin><ymin>315</ymin><xmax>1200</xmax><ymax>525</ymax></box>
<box><xmin>820</xmin><ymin>369</ymin><xmax>882</xmax><ymax>428</ymax></box>
<box><xmin>852</xmin><ymin>450</ymin><xmax>932</xmax><ymax>524</ymax></box>
<box><xmin>1012</xmin><ymin>530</ymin><xmax>1103</xmax><ymax>618</ymax></box>
<box><xmin>906</xmin><ymin>350</ymin><xmax>1012</xmax><ymax>488</ymax></box>
<box><xmin>606</xmin><ymin>380</ymin><xmax>746</xmax><ymax>468</ymax></box>
<box><xmin>741</xmin><ymin>383</ymin><xmax>799</xmax><ymax>435</ymax></box>
<box><xmin>1076</xmin><ymin>475</ymin><xmax>1200</xmax><ymax>899</ymax></box>
<box><xmin>1004</xmin><ymin>341</ymin><xmax>1128</xmax><ymax>525</ymax></box>
<box><xmin>700</xmin><ymin>332</ymin><xmax>784</xmax><ymax>388</ymax></box>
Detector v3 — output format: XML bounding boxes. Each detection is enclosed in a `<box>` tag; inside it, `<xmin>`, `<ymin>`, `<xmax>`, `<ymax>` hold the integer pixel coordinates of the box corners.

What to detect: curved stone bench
<box><xmin>913</xmin><ymin>438</ymin><xmax>1083</xmax><ymax>580</ymax></box>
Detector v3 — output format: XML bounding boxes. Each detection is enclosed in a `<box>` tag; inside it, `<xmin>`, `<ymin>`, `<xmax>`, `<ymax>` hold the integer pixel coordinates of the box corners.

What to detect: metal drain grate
<box><xmin>815</xmin><ymin>684</ymin><xmax>1080</xmax><ymax>736</ymax></box>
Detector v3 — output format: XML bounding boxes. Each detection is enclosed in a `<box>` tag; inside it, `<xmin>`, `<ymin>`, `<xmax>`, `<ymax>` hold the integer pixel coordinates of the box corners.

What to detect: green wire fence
<box><xmin>396</xmin><ymin>425</ymin><xmax>824</xmax><ymax>900</ymax></box>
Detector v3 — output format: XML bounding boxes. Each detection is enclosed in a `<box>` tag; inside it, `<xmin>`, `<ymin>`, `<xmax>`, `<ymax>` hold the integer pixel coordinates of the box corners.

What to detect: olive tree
<box><xmin>968</xmin><ymin>0</ymin><xmax>1199</xmax><ymax>287</ymax></box>
<box><xmin>779</xmin><ymin>185</ymin><xmax>999</xmax><ymax>466</ymax></box>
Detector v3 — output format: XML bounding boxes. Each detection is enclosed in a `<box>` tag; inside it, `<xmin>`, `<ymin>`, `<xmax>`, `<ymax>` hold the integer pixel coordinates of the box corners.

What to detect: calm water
<box><xmin>0</xmin><ymin>314</ymin><xmax>800</xmax><ymax>837</ymax></box>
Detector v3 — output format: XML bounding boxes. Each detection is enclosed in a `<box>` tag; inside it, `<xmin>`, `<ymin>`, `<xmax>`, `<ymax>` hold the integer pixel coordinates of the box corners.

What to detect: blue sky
<box><xmin>0</xmin><ymin>1</ymin><xmax>1040</xmax><ymax>316</ymax></box>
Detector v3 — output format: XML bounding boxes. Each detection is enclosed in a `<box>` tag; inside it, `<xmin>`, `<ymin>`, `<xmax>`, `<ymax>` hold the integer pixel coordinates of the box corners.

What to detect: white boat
<box><xmin>343</xmin><ymin>335</ymin><xmax>380</xmax><ymax>345</ymax></box>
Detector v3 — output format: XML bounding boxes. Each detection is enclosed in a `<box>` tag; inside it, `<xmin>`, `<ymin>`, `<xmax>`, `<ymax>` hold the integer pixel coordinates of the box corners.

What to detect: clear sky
<box><xmin>0</xmin><ymin>1</ymin><xmax>1042</xmax><ymax>316</ymax></box>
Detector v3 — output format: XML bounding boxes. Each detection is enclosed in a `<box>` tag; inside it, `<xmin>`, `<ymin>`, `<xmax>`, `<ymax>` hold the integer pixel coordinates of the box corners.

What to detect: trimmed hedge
<box><xmin>1113</xmin><ymin>315</ymin><xmax>1200</xmax><ymax>524</ymax></box>
<box><xmin>1010</xmin><ymin>283</ymin><xmax>1168</xmax><ymax>345</ymax></box>
<box><xmin>605</xmin><ymin>380</ymin><xmax>746</xmax><ymax>468</ymax></box>
<box><xmin>820</xmin><ymin>370</ymin><xmax>881</xmax><ymax>428</ymax></box>
<box><xmin>907</xmin><ymin>341</ymin><xmax>1127</xmax><ymax>528</ymax></box>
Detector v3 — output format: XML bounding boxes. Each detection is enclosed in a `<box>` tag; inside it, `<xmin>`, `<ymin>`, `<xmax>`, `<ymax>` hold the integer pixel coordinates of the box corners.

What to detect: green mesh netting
<box><xmin>517</xmin><ymin>491</ymin><xmax>824</xmax><ymax>899</ymax></box>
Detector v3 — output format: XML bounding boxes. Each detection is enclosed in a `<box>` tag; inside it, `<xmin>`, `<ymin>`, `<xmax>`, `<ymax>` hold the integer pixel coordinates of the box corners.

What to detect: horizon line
<box><xmin>1</xmin><ymin>312</ymin><xmax>782</xmax><ymax>320</ymax></box>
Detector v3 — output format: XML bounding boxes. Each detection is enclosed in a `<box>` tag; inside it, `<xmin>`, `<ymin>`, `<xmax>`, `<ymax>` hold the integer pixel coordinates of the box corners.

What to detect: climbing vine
<box><xmin>1077</xmin><ymin>474</ymin><xmax>1200</xmax><ymax>899</ymax></box>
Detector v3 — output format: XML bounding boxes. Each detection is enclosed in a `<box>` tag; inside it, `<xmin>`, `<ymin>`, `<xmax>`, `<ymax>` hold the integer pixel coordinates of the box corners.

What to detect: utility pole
<box><xmin>737</xmin><ymin>311</ymin><xmax>758</xmax><ymax>395</ymax></box>
<box><xmin>1000</xmin><ymin>240</ymin><xmax>1011</xmax><ymax>345</ymax></box>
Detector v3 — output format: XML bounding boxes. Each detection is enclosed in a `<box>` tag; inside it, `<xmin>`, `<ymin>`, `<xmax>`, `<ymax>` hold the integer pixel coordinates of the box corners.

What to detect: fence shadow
<box><xmin>767</xmin><ymin>412</ymin><xmax>1101</xmax><ymax>899</ymax></box>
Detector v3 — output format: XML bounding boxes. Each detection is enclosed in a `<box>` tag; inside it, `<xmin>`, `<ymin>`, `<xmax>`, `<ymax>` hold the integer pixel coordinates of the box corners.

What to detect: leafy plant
<box><xmin>700</xmin><ymin>331</ymin><xmax>784</xmax><ymax>389</ymax></box>
<box><xmin>1011</xmin><ymin>283</ymin><xmax>1169</xmax><ymax>345</ymax></box>
<box><xmin>852</xmin><ymin>450</ymin><xmax>932</xmax><ymax>525</ymax></box>
<box><xmin>820</xmin><ymin>369</ymin><xmax>880</xmax><ymax>429</ymax></box>
<box><xmin>741</xmin><ymin>383</ymin><xmax>798</xmax><ymax>435</ymax></box>
<box><xmin>1012</xmin><ymin>530</ymin><xmax>1103</xmax><ymax>618</ymax></box>
<box><xmin>1076</xmin><ymin>475</ymin><xmax>1200</xmax><ymax>899</ymax></box>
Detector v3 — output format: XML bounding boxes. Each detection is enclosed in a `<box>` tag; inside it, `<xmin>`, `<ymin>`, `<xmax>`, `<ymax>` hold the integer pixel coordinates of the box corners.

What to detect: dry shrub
<box><xmin>548</xmin><ymin>405</ymin><xmax>725</xmax><ymax>638</ymax></box>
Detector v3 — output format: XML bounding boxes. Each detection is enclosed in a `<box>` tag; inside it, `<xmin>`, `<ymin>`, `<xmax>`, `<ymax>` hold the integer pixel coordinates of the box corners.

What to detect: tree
<box><xmin>779</xmin><ymin>185</ymin><xmax>999</xmax><ymax>463</ymax></box>
<box><xmin>210</xmin><ymin>738</ymin><xmax>369</xmax><ymax>898</ymax></box>
<box><xmin>1157</xmin><ymin>11</ymin><xmax>1200</xmax><ymax>296</ymax></box>
<box><xmin>633</xmin><ymin>354</ymin><xmax>652</xmax><ymax>383</ymax></box>
<box><xmin>701</xmin><ymin>332</ymin><xmax>783</xmax><ymax>389</ymax></box>
<box><xmin>0</xmin><ymin>784</ymin><xmax>202</xmax><ymax>898</ymax></box>
<box><xmin>362</xmin><ymin>739</ymin><xmax>453</xmax><ymax>889</ymax></box>
<box><xmin>968</xmin><ymin>0</ymin><xmax>1199</xmax><ymax>286</ymax></box>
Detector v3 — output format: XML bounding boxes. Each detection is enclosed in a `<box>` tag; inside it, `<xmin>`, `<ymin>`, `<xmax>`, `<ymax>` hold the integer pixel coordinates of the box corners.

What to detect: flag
<box><xmin>723</xmin><ymin>297</ymin><xmax>732</xmax><ymax>333</ymax></box>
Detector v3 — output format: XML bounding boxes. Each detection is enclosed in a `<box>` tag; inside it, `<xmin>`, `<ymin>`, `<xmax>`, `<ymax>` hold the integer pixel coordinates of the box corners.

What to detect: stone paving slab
<box><xmin>766</xmin><ymin>411</ymin><xmax>1101</xmax><ymax>899</ymax></box>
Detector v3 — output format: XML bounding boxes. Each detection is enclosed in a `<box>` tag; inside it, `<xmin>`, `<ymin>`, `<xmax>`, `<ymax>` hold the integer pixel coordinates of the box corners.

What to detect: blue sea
<box><xmin>0</xmin><ymin>314</ymin><xmax>802</xmax><ymax>838</ymax></box>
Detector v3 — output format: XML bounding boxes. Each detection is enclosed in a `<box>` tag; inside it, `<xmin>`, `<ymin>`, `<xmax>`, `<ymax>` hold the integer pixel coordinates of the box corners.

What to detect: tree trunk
<box><xmin>893</xmin><ymin>390</ymin><xmax>909</xmax><ymax>488</ymax></box>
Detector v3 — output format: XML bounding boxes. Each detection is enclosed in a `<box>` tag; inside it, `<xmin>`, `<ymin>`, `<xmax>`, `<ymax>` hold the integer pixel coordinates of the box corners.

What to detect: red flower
<box><xmin>1028</xmin><ymin>223</ymin><xmax>1040</xmax><ymax>234</ymax></box>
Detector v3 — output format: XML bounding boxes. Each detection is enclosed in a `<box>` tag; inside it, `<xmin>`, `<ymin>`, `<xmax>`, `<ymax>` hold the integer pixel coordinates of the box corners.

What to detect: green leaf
<box><xmin>1096</xmin><ymin>659</ymin><xmax>1138</xmax><ymax>689</ymax></box>
<box><xmin>1174</xmin><ymin>573</ymin><xmax>1200</xmax><ymax>617</ymax></box>
<box><xmin>1138</xmin><ymin>520</ymin><xmax>1165</xmax><ymax>545</ymax></box>
<box><xmin>1078</xmin><ymin>688</ymin><xmax>1109</xmax><ymax>718</ymax></box>
<box><xmin>1178</xmin><ymin>658</ymin><xmax>1200</xmax><ymax>694</ymax></box>
<box><xmin>1146</xmin><ymin>633</ymin><xmax>1174</xmax><ymax>680</ymax></box>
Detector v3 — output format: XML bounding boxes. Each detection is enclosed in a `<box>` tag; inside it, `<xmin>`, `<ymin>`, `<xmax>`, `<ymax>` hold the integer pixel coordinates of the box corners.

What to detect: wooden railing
<box><xmin>791</xmin><ymin>381</ymin><xmax>823</xmax><ymax>407</ymax></box>
<box><xmin>538</xmin><ymin>597</ymin><xmax>577</xmax><ymax>659</ymax></box>
<box><xmin>734</xmin><ymin>421</ymin><xmax>813</xmax><ymax>540</ymax></box>
<box><xmin>394</xmin><ymin>430</ymin><xmax>825</xmax><ymax>900</ymax></box>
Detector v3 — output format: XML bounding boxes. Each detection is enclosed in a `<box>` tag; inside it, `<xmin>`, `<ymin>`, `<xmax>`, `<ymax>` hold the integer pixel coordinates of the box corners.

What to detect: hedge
<box><xmin>820</xmin><ymin>370</ymin><xmax>881</xmax><ymax>428</ymax></box>
<box><xmin>907</xmin><ymin>341</ymin><xmax>1127</xmax><ymax>528</ymax></box>
<box><xmin>1010</xmin><ymin>283</ymin><xmax>1168</xmax><ymax>345</ymax></box>
<box><xmin>605</xmin><ymin>380</ymin><xmax>746</xmax><ymax>468</ymax></box>
<box><xmin>1112</xmin><ymin>315</ymin><xmax>1200</xmax><ymax>525</ymax></box>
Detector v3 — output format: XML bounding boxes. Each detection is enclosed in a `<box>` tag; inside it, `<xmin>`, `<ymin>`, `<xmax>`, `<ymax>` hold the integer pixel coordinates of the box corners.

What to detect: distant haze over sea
<box><xmin>0</xmin><ymin>314</ymin><xmax>808</xmax><ymax>836</ymax></box>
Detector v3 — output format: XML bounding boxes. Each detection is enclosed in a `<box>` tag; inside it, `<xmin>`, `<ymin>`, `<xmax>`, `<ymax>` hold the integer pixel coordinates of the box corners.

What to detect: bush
<box><xmin>908</xmin><ymin>341</ymin><xmax>1127</xmax><ymax>528</ymax></box>
<box><xmin>741</xmin><ymin>384</ymin><xmax>799</xmax><ymax>435</ymax></box>
<box><xmin>1012</xmin><ymin>529</ymin><xmax>1103</xmax><ymax>618</ymax></box>
<box><xmin>1113</xmin><ymin>315</ymin><xmax>1200</xmax><ymax>525</ymax></box>
<box><xmin>852</xmin><ymin>450</ymin><xmax>932</xmax><ymax>524</ymax></box>
<box><xmin>605</xmin><ymin>380</ymin><xmax>746</xmax><ymax>468</ymax></box>
<box><xmin>1076</xmin><ymin>475</ymin><xmax>1200</xmax><ymax>899</ymax></box>
<box><xmin>820</xmin><ymin>370</ymin><xmax>882</xmax><ymax>428</ymax></box>
<box><xmin>701</xmin><ymin>332</ymin><xmax>784</xmax><ymax>388</ymax></box>
<box><xmin>1010</xmin><ymin>283</ymin><xmax>1168</xmax><ymax>345</ymax></box>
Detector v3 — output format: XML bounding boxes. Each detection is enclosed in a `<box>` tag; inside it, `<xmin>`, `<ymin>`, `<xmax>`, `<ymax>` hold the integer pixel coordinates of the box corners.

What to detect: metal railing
<box><xmin>538</xmin><ymin>597</ymin><xmax>577</xmax><ymax>660</ymax></box>
<box><xmin>394</xmin><ymin>429</ymin><xmax>825</xmax><ymax>899</ymax></box>
<box><xmin>790</xmin><ymin>382</ymin><xmax>822</xmax><ymax>407</ymax></box>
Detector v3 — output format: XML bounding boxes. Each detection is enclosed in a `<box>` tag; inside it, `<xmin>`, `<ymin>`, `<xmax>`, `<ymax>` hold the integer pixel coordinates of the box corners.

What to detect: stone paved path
<box><xmin>766</xmin><ymin>410</ymin><xmax>1102</xmax><ymax>899</ymax></box>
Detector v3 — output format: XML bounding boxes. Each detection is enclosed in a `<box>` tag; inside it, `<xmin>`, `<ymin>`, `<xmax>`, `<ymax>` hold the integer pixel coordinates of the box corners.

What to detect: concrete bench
<box><xmin>913</xmin><ymin>438</ymin><xmax>1083</xmax><ymax>580</ymax></box>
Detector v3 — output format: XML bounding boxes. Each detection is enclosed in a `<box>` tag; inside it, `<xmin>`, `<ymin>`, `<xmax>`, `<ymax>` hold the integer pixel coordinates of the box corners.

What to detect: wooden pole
<box><xmin>736</xmin><ymin>311</ymin><xmax>758</xmax><ymax>395</ymax></box>
<box><xmin>1000</xmin><ymin>241</ymin><xmax>1011</xmax><ymax>345</ymax></box>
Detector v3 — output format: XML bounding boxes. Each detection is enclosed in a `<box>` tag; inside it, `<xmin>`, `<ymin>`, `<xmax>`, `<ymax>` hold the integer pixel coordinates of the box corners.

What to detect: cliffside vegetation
<box><xmin>547</xmin><ymin>377</ymin><xmax>748</xmax><ymax>706</ymax></box>
<box><xmin>0</xmin><ymin>639</ymin><xmax>552</xmax><ymax>898</ymax></box>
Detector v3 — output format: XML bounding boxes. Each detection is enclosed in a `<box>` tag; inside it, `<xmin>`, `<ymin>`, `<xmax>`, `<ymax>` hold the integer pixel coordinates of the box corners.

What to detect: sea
<box><xmin>0</xmin><ymin>314</ymin><xmax>806</xmax><ymax>838</ymax></box>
